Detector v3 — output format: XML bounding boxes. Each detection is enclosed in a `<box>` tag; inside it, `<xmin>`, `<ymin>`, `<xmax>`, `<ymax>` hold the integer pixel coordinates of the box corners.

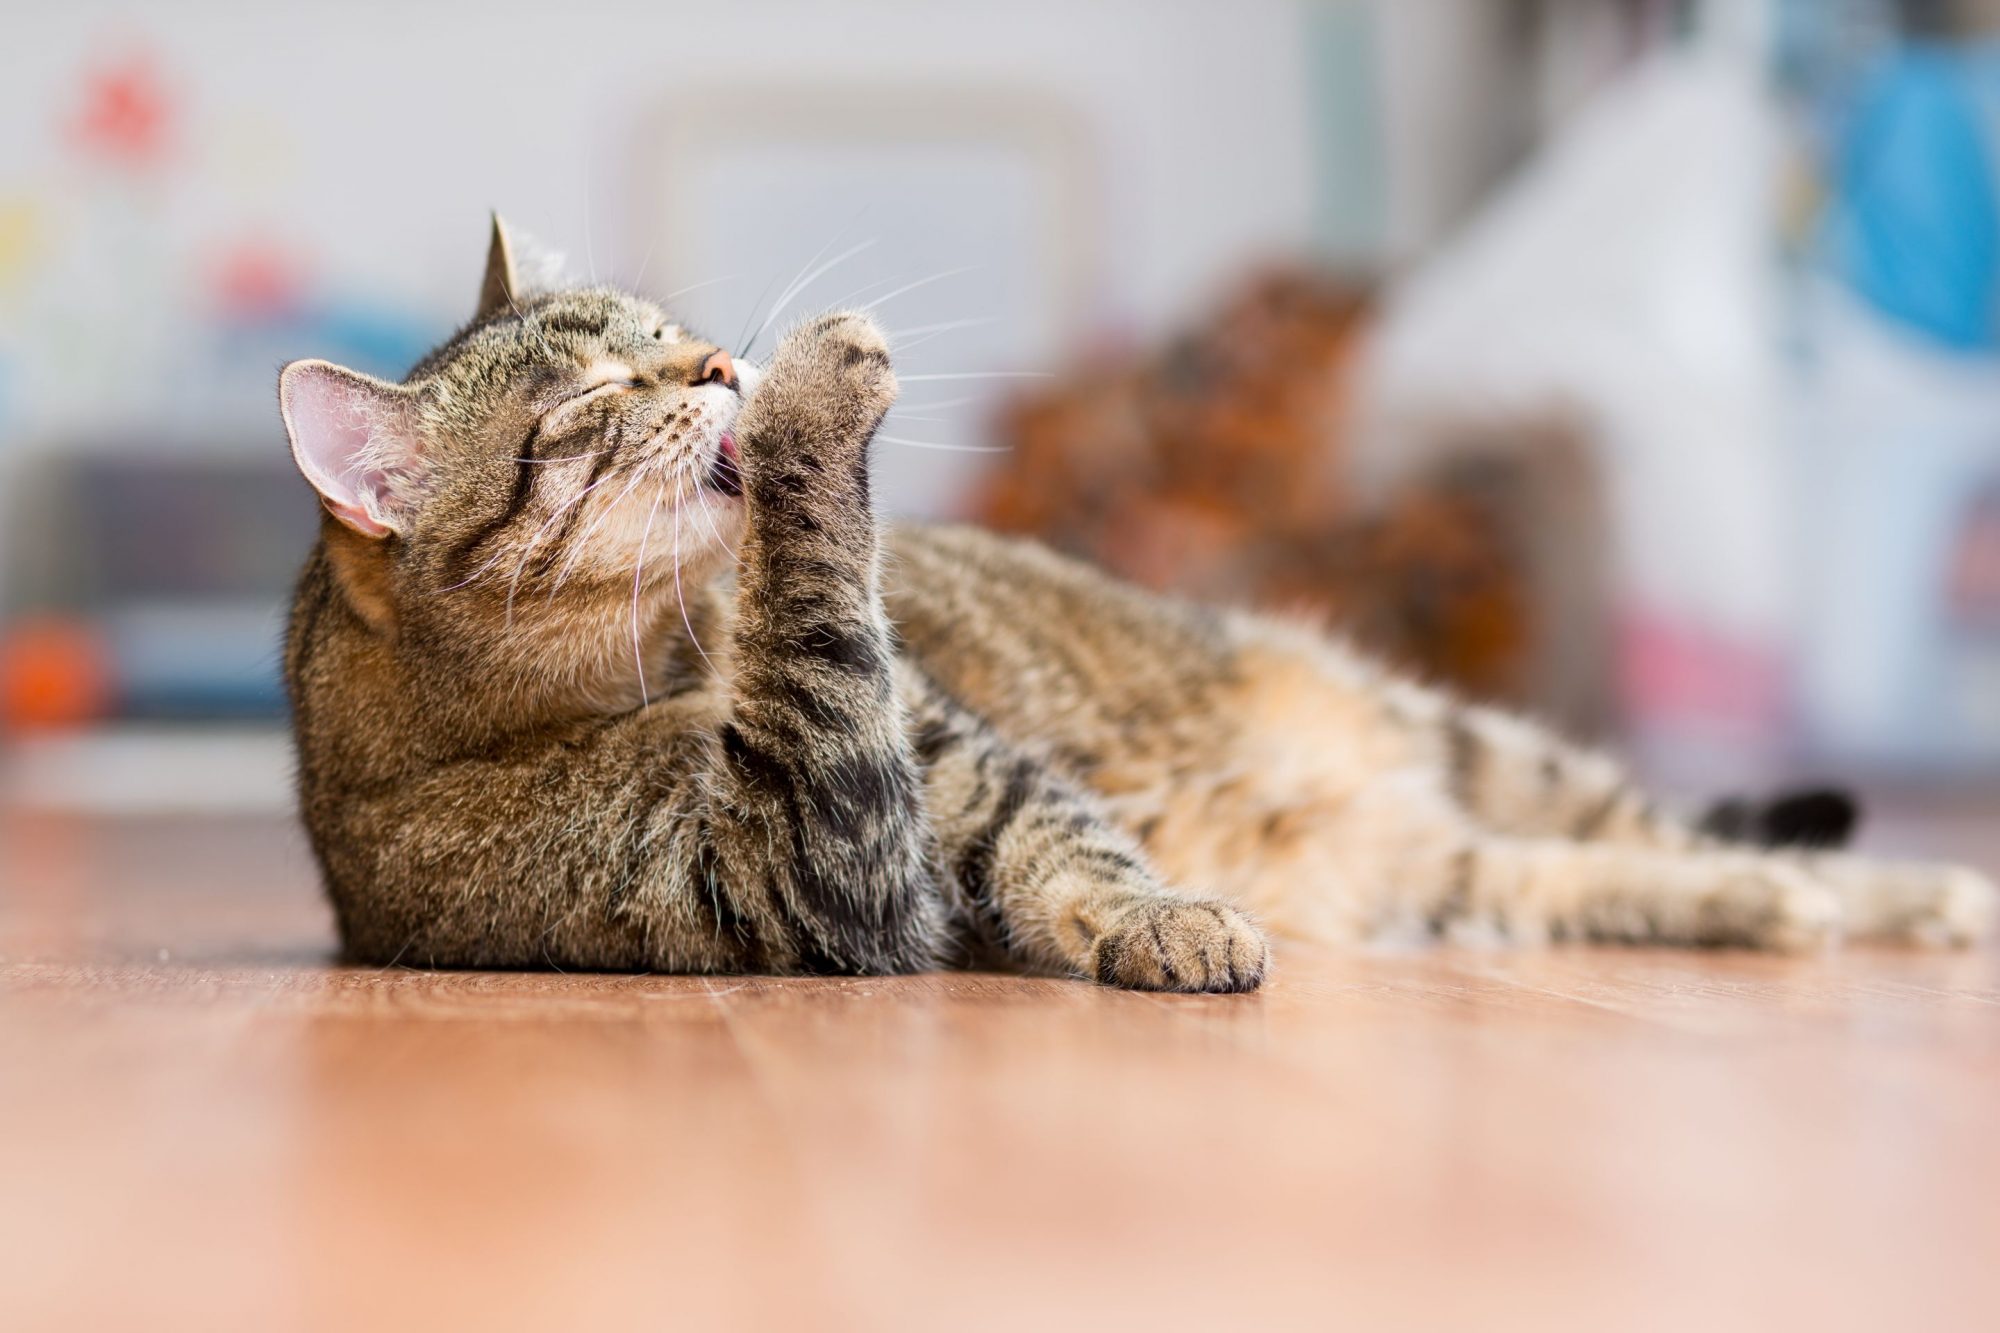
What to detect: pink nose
<box><xmin>698</xmin><ymin>349</ymin><xmax>737</xmax><ymax>390</ymax></box>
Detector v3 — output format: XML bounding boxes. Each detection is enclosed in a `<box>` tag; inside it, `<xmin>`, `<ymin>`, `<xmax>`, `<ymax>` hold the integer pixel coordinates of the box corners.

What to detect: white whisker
<box><xmin>632</xmin><ymin>487</ymin><xmax>662</xmax><ymax>707</ymax></box>
<box><xmin>733</xmin><ymin>270</ymin><xmax>786</xmax><ymax>358</ymax></box>
<box><xmin>897</xmin><ymin>372</ymin><xmax>1052</xmax><ymax>383</ymax></box>
<box><xmin>746</xmin><ymin>238</ymin><xmax>879</xmax><ymax>357</ymax></box>
<box><xmin>670</xmin><ymin>485</ymin><xmax>724</xmax><ymax>682</ymax></box>
<box><xmin>856</xmin><ymin>267</ymin><xmax>974</xmax><ymax>314</ymax></box>
<box><xmin>737</xmin><ymin>206</ymin><xmax>873</xmax><ymax>355</ymax></box>
<box><xmin>893</xmin><ymin>396</ymin><xmax>981</xmax><ymax>411</ymax></box>
<box><xmin>629</xmin><ymin>232</ymin><xmax>660</xmax><ymax>294</ymax></box>
<box><xmin>494</xmin><ymin>463</ymin><xmax>630</xmax><ymax>611</ymax></box>
<box><xmin>821</xmin><ymin>274</ymin><xmax>901</xmax><ymax>311</ymax></box>
<box><xmin>504</xmin><ymin>290</ymin><xmax>560</xmax><ymax>362</ymax></box>
<box><xmin>655</xmin><ymin>273</ymin><xmax>736</xmax><ymax>305</ymax></box>
<box><xmin>547</xmin><ymin>467</ymin><xmax>649</xmax><ymax>598</ymax></box>
<box><xmin>514</xmin><ymin>450</ymin><xmax>610</xmax><ymax>464</ymax></box>
<box><xmin>681</xmin><ymin>469</ymin><xmax>746</xmax><ymax>573</ymax></box>
<box><xmin>887</xmin><ymin>317</ymin><xmax>993</xmax><ymax>344</ymax></box>
<box><xmin>875</xmin><ymin>434</ymin><xmax>1011</xmax><ymax>453</ymax></box>
<box><xmin>492</xmin><ymin>462</ymin><xmax>624</xmax><ymax>600</ymax></box>
<box><xmin>448</xmin><ymin>459</ymin><xmax>618</xmax><ymax>594</ymax></box>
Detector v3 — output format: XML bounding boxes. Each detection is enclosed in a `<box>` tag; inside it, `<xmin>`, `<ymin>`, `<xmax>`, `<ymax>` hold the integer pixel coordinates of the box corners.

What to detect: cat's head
<box><xmin>278</xmin><ymin>216</ymin><xmax>755</xmax><ymax>666</ymax></box>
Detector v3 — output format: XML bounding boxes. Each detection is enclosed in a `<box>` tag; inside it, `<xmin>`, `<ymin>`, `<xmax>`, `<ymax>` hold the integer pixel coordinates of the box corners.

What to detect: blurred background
<box><xmin>2</xmin><ymin>0</ymin><xmax>1998</xmax><ymax>819</ymax></box>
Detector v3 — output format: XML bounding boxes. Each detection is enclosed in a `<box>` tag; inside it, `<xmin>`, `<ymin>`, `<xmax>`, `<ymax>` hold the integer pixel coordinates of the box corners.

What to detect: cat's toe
<box><xmin>1091</xmin><ymin>898</ymin><xmax>1269</xmax><ymax>993</ymax></box>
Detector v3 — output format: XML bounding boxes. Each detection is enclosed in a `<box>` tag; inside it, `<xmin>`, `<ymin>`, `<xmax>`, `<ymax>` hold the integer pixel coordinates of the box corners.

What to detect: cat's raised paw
<box><xmin>738</xmin><ymin>311</ymin><xmax>898</xmax><ymax>466</ymax></box>
<box><xmin>1091</xmin><ymin>898</ymin><xmax>1269</xmax><ymax>993</ymax></box>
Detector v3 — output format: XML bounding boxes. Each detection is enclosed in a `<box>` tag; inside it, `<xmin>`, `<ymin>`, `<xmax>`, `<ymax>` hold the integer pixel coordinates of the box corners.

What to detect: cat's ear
<box><xmin>279</xmin><ymin>359</ymin><xmax>425</xmax><ymax>539</ymax></box>
<box><xmin>476</xmin><ymin>212</ymin><xmax>573</xmax><ymax>320</ymax></box>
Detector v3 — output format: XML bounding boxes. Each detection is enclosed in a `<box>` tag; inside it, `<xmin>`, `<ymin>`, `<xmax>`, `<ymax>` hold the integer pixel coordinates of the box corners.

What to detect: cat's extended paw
<box><xmin>1090</xmin><ymin>897</ymin><xmax>1270</xmax><ymax>993</ymax></box>
<box><xmin>1924</xmin><ymin>866</ymin><xmax>2000</xmax><ymax>946</ymax></box>
<box><xmin>739</xmin><ymin>311</ymin><xmax>897</xmax><ymax>460</ymax></box>
<box><xmin>1813</xmin><ymin>857</ymin><xmax>1998</xmax><ymax>948</ymax></box>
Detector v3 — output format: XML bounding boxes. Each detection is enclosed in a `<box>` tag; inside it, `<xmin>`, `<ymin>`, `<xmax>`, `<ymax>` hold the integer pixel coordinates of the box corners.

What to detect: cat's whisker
<box><xmin>628</xmin><ymin>232</ymin><xmax>660</xmax><ymax>295</ymax></box>
<box><xmin>897</xmin><ymin>372</ymin><xmax>1053</xmax><ymax>383</ymax></box>
<box><xmin>546</xmin><ymin>466</ymin><xmax>650</xmax><ymax>600</ymax></box>
<box><xmin>442</xmin><ymin>460</ymin><xmax>614</xmax><ymax>593</ymax></box>
<box><xmin>441</xmin><ymin>545</ymin><xmax>514</xmax><ymax>593</ymax></box>
<box><xmin>733</xmin><ymin>271</ymin><xmax>786</xmax><ymax>361</ymax></box>
<box><xmin>670</xmin><ymin>484</ymin><xmax>725</xmax><ymax>683</ymax></box>
<box><xmin>889</xmin><ymin>319</ymin><xmax>993</xmax><ymax>340</ymax></box>
<box><xmin>739</xmin><ymin>209</ymin><xmax>874</xmax><ymax>358</ymax></box>
<box><xmin>653</xmin><ymin>273</ymin><xmax>736</xmax><ymax>307</ymax></box>
<box><xmin>856</xmin><ymin>267</ymin><xmax>975</xmax><ymax>314</ymax></box>
<box><xmin>490</xmin><ymin>462</ymin><xmax>629</xmax><ymax>612</ymax></box>
<box><xmin>744</xmin><ymin>238</ymin><xmax>879</xmax><ymax>359</ymax></box>
<box><xmin>875</xmin><ymin>434</ymin><xmax>1012</xmax><ymax>453</ymax></box>
<box><xmin>688</xmin><ymin>484</ymin><xmax>746</xmax><ymax>573</ymax></box>
<box><xmin>821</xmin><ymin>274</ymin><xmax>901</xmax><ymax>312</ymax></box>
<box><xmin>631</xmin><ymin>486</ymin><xmax>663</xmax><ymax>708</ymax></box>
<box><xmin>513</xmin><ymin>449</ymin><xmax>611</xmax><ymax>464</ymax></box>
<box><xmin>504</xmin><ymin>291</ymin><xmax>560</xmax><ymax>363</ymax></box>
<box><xmin>893</xmin><ymin>396</ymin><xmax>981</xmax><ymax>412</ymax></box>
<box><xmin>888</xmin><ymin>318</ymin><xmax>996</xmax><ymax>353</ymax></box>
<box><xmin>671</xmin><ymin>465</ymin><xmax>743</xmax><ymax>575</ymax></box>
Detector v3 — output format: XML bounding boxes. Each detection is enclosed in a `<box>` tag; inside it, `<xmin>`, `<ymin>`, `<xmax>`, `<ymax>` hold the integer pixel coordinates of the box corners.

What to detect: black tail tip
<box><xmin>1698</xmin><ymin>786</ymin><xmax>1862</xmax><ymax>850</ymax></box>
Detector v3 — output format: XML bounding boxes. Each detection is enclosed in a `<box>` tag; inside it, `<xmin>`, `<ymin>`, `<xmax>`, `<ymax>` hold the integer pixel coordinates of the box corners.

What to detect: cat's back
<box><xmin>883</xmin><ymin>523</ymin><xmax>1237</xmax><ymax>753</ymax></box>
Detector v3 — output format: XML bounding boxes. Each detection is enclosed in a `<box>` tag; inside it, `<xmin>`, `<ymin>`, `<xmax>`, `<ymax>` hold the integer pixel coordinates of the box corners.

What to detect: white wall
<box><xmin>0</xmin><ymin>0</ymin><xmax>1323</xmax><ymax>442</ymax></box>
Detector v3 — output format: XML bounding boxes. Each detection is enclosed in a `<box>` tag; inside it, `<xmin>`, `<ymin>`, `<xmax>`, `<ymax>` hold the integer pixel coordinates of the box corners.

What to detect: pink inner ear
<box><xmin>282</xmin><ymin>363</ymin><xmax>403</xmax><ymax>538</ymax></box>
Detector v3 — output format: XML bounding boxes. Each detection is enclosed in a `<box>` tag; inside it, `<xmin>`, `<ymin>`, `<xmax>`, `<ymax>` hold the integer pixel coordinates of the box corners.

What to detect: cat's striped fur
<box><xmin>278</xmin><ymin>220</ymin><xmax>1994</xmax><ymax>991</ymax></box>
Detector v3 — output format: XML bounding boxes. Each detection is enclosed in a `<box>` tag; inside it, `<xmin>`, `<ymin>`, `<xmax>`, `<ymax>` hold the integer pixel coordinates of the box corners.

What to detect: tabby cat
<box><xmin>279</xmin><ymin>218</ymin><xmax>1995</xmax><ymax>991</ymax></box>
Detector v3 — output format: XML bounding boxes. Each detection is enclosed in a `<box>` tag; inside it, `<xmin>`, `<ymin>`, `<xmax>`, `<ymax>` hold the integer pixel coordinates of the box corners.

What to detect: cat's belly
<box><xmin>885</xmin><ymin>523</ymin><xmax>1450</xmax><ymax>938</ymax></box>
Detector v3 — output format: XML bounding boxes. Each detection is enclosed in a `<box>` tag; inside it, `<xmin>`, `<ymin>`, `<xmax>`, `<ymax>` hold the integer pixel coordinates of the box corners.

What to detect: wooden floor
<box><xmin>4</xmin><ymin>808</ymin><xmax>1999</xmax><ymax>1333</ymax></box>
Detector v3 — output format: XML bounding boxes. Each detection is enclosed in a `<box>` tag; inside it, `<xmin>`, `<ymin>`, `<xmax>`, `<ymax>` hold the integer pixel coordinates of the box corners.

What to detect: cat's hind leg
<box><xmin>1421</xmin><ymin>696</ymin><xmax>1692</xmax><ymax>850</ymax></box>
<box><xmin>1428</xmin><ymin>837</ymin><xmax>1844</xmax><ymax>951</ymax></box>
<box><xmin>1415</xmin><ymin>698</ymin><xmax>1997</xmax><ymax>946</ymax></box>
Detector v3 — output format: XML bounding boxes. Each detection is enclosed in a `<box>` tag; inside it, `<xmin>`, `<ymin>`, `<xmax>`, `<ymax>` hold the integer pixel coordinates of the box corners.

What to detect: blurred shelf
<box><xmin>1</xmin><ymin>725</ymin><xmax>293</xmax><ymax>816</ymax></box>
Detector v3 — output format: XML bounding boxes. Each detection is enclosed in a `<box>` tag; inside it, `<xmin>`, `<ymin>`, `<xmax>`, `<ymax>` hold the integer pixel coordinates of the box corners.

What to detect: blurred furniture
<box><xmin>0</xmin><ymin>446</ymin><xmax>307</xmax><ymax>814</ymax></box>
<box><xmin>0</xmin><ymin>445</ymin><xmax>311</xmax><ymax>724</ymax></box>
<box><xmin>973</xmin><ymin>268</ymin><xmax>1614</xmax><ymax>731</ymax></box>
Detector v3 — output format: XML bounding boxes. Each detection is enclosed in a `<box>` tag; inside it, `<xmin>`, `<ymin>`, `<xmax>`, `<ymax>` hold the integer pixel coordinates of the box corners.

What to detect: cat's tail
<box><xmin>1698</xmin><ymin>787</ymin><xmax>1861</xmax><ymax>850</ymax></box>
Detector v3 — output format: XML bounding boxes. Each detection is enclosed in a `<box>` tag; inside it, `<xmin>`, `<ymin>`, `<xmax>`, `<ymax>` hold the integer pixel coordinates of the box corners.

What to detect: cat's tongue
<box><xmin>709</xmin><ymin>430</ymin><xmax>745</xmax><ymax>497</ymax></box>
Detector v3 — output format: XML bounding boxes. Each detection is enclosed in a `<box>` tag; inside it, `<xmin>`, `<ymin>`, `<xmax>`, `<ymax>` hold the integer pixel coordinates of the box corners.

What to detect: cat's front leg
<box><xmin>709</xmin><ymin>311</ymin><xmax>947</xmax><ymax>973</ymax></box>
<box><xmin>908</xmin><ymin>678</ymin><xmax>1269</xmax><ymax>991</ymax></box>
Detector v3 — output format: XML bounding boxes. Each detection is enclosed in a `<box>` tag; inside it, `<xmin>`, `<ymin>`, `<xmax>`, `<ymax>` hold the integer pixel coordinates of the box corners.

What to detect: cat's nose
<box><xmin>696</xmin><ymin>349</ymin><xmax>737</xmax><ymax>391</ymax></box>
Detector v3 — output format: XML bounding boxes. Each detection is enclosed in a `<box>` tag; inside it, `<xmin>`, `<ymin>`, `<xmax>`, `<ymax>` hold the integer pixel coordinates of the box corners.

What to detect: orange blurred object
<box><xmin>0</xmin><ymin>617</ymin><xmax>114</xmax><ymax>730</ymax></box>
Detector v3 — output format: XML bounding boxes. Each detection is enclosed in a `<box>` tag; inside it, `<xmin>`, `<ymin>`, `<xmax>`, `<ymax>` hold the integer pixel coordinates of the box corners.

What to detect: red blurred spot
<box><xmin>213</xmin><ymin>238</ymin><xmax>306</xmax><ymax>319</ymax></box>
<box><xmin>0</xmin><ymin>618</ymin><xmax>113</xmax><ymax>731</ymax></box>
<box><xmin>69</xmin><ymin>53</ymin><xmax>173</xmax><ymax>170</ymax></box>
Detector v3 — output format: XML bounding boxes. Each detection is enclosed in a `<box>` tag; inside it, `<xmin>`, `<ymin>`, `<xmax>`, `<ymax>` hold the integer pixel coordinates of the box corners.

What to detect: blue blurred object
<box><xmin>1819</xmin><ymin>42</ymin><xmax>2000</xmax><ymax>351</ymax></box>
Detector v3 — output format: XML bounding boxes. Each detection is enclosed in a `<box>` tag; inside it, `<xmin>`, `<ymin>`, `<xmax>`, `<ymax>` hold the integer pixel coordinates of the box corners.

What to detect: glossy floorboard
<box><xmin>3</xmin><ymin>809</ymin><xmax>1998</xmax><ymax>1332</ymax></box>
